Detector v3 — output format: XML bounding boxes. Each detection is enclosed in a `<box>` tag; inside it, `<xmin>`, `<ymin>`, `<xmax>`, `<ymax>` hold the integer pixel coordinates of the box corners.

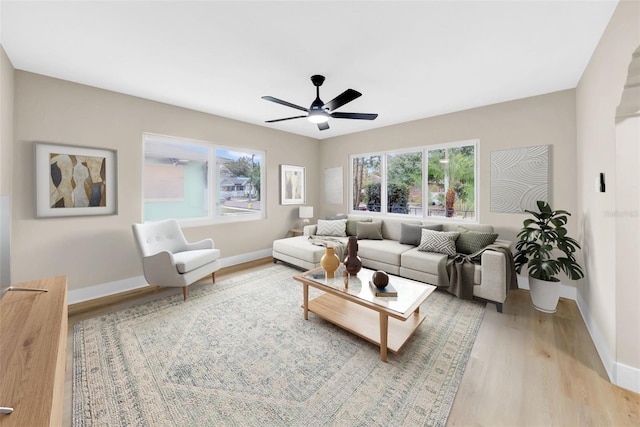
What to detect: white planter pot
<box><xmin>528</xmin><ymin>276</ymin><xmax>561</xmax><ymax>313</ymax></box>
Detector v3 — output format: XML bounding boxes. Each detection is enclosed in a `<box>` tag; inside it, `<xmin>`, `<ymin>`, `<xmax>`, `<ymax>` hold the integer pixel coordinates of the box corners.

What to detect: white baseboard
<box><xmin>516</xmin><ymin>274</ymin><xmax>577</xmax><ymax>300</ymax></box>
<box><xmin>575</xmin><ymin>291</ymin><xmax>640</xmax><ymax>394</ymax></box>
<box><xmin>575</xmin><ymin>291</ymin><xmax>615</xmax><ymax>382</ymax></box>
<box><xmin>615</xmin><ymin>362</ymin><xmax>640</xmax><ymax>394</ymax></box>
<box><xmin>68</xmin><ymin>248</ymin><xmax>272</xmax><ymax>305</ymax></box>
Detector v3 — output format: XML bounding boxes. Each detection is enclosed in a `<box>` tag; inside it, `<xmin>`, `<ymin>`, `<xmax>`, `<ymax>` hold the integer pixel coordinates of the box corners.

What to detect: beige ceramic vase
<box><xmin>320</xmin><ymin>247</ymin><xmax>341</xmax><ymax>278</ymax></box>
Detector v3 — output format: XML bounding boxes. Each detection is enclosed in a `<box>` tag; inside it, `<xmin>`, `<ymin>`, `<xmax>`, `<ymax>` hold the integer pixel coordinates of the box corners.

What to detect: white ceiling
<box><xmin>1</xmin><ymin>0</ymin><xmax>618</xmax><ymax>140</ymax></box>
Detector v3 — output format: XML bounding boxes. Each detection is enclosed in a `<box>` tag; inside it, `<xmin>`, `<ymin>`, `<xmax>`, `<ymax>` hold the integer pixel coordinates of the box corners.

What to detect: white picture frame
<box><xmin>280</xmin><ymin>164</ymin><xmax>305</xmax><ymax>205</ymax></box>
<box><xmin>35</xmin><ymin>142</ymin><xmax>118</xmax><ymax>217</ymax></box>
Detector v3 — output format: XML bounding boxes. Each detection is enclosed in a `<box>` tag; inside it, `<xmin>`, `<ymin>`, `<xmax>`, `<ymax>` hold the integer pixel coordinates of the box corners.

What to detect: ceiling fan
<box><xmin>262</xmin><ymin>75</ymin><xmax>378</xmax><ymax>131</ymax></box>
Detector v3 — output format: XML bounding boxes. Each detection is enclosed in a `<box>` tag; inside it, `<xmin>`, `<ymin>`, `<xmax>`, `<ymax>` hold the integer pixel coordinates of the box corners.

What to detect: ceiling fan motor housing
<box><xmin>310</xmin><ymin>75</ymin><xmax>326</xmax><ymax>87</ymax></box>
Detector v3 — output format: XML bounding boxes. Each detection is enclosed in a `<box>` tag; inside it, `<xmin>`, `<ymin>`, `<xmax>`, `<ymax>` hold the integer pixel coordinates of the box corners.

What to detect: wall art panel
<box><xmin>490</xmin><ymin>145</ymin><xmax>549</xmax><ymax>213</ymax></box>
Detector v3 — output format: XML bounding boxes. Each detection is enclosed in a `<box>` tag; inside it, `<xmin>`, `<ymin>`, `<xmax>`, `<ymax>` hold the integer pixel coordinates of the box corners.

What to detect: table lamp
<box><xmin>299</xmin><ymin>206</ymin><xmax>314</xmax><ymax>228</ymax></box>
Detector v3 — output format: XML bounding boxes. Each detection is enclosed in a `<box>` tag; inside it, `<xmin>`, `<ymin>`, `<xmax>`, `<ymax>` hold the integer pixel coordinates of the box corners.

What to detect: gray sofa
<box><xmin>272</xmin><ymin>214</ymin><xmax>512</xmax><ymax>312</ymax></box>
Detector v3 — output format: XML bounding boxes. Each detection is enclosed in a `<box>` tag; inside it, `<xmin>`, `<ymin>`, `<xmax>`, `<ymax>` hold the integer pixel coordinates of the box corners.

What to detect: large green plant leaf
<box><xmin>515</xmin><ymin>200</ymin><xmax>584</xmax><ymax>283</ymax></box>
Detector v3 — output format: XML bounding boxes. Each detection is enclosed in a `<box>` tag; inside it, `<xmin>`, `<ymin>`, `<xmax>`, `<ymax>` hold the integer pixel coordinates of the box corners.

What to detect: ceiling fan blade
<box><xmin>317</xmin><ymin>122</ymin><xmax>330</xmax><ymax>131</ymax></box>
<box><xmin>330</xmin><ymin>112</ymin><xmax>378</xmax><ymax>120</ymax></box>
<box><xmin>262</xmin><ymin>96</ymin><xmax>309</xmax><ymax>113</ymax></box>
<box><xmin>323</xmin><ymin>89</ymin><xmax>362</xmax><ymax>111</ymax></box>
<box><xmin>265</xmin><ymin>115</ymin><xmax>307</xmax><ymax>123</ymax></box>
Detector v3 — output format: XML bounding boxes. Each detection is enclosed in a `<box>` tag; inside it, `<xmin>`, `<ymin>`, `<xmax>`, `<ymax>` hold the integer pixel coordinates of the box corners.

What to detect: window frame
<box><xmin>349</xmin><ymin>139</ymin><xmax>479</xmax><ymax>223</ymax></box>
<box><xmin>142</xmin><ymin>133</ymin><xmax>266</xmax><ymax>227</ymax></box>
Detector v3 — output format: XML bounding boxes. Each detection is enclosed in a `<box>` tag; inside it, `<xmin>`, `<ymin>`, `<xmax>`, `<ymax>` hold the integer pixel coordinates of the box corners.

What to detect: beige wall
<box><xmin>321</xmin><ymin>90</ymin><xmax>578</xmax><ymax>250</ymax></box>
<box><xmin>12</xmin><ymin>71</ymin><xmax>319</xmax><ymax>292</ymax></box>
<box><xmin>576</xmin><ymin>0</ymin><xmax>640</xmax><ymax>386</ymax></box>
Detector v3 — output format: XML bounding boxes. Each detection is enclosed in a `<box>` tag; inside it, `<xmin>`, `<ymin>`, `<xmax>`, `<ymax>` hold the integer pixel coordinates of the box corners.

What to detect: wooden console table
<box><xmin>0</xmin><ymin>276</ymin><xmax>68</xmax><ymax>427</ymax></box>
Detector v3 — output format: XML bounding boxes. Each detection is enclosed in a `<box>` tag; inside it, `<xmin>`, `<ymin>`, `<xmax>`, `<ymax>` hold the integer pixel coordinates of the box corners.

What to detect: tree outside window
<box><xmin>352</xmin><ymin>155</ymin><xmax>381</xmax><ymax>212</ymax></box>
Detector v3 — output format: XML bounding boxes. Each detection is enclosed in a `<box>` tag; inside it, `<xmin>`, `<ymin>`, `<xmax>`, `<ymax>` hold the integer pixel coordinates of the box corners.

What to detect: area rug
<box><xmin>73</xmin><ymin>264</ymin><xmax>485</xmax><ymax>427</ymax></box>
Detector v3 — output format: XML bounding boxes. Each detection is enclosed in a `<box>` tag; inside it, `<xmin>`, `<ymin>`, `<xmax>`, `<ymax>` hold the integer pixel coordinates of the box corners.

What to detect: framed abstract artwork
<box><xmin>490</xmin><ymin>145</ymin><xmax>549</xmax><ymax>213</ymax></box>
<box><xmin>35</xmin><ymin>142</ymin><xmax>118</xmax><ymax>217</ymax></box>
<box><xmin>280</xmin><ymin>164</ymin><xmax>305</xmax><ymax>205</ymax></box>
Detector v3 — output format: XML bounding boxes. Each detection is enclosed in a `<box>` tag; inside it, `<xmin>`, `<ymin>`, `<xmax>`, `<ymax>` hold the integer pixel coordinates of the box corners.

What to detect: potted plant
<box><xmin>513</xmin><ymin>201</ymin><xmax>585</xmax><ymax>313</ymax></box>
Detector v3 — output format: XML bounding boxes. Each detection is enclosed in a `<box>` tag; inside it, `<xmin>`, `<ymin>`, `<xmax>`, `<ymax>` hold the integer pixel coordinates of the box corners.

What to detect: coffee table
<box><xmin>293</xmin><ymin>266</ymin><xmax>437</xmax><ymax>362</ymax></box>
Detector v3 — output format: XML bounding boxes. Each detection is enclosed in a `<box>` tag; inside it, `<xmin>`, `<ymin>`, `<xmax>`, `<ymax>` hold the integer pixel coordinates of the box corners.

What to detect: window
<box><xmin>387</xmin><ymin>151</ymin><xmax>422</xmax><ymax>215</ymax></box>
<box><xmin>143</xmin><ymin>134</ymin><xmax>264</xmax><ymax>224</ymax></box>
<box><xmin>351</xmin><ymin>140</ymin><xmax>477</xmax><ymax>221</ymax></box>
<box><xmin>352</xmin><ymin>155</ymin><xmax>381</xmax><ymax>212</ymax></box>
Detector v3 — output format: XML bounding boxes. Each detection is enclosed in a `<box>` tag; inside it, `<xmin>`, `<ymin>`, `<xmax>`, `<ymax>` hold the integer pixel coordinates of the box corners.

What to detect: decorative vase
<box><xmin>344</xmin><ymin>236</ymin><xmax>362</xmax><ymax>276</ymax></box>
<box><xmin>528</xmin><ymin>276</ymin><xmax>561</xmax><ymax>313</ymax></box>
<box><xmin>320</xmin><ymin>246</ymin><xmax>341</xmax><ymax>278</ymax></box>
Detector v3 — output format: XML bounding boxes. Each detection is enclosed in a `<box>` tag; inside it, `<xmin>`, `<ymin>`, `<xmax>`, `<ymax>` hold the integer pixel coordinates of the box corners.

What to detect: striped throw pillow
<box><xmin>418</xmin><ymin>229</ymin><xmax>460</xmax><ymax>256</ymax></box>
<box><xmin>316</xmin><ymin>219</ymin><xmax>347</xmax><ymax>237</ymax></box>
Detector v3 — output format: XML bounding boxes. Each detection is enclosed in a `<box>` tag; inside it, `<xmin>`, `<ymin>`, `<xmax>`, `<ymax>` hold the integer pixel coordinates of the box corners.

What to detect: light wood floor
<box><xmin>63</xmin><ymin>260</ymin><xmax>640</xmax><ymax>426</ymax></box>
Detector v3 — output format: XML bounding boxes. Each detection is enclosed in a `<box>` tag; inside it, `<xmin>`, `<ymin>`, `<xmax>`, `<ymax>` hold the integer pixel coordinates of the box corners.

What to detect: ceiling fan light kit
<box><xmin>262</xmin><ymin>75</ymin><xmax>378</xmax><ymax>131</ymax></box>
<box><xmin>307</xmin><ymin>110</ymin><xmax>329</xmax><ymax>124</ymax></box>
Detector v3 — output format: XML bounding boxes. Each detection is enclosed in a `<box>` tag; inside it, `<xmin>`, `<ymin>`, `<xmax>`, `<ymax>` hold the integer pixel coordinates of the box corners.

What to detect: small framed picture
<box><xmin>280</xmin><ymin>164</ymin><xmax>305</xmax><ymax>205</ymax></box>
<box><xmin>35</xmin><ymin>142</ymin><xmax>118</xmax><ymax>217</ymax></box>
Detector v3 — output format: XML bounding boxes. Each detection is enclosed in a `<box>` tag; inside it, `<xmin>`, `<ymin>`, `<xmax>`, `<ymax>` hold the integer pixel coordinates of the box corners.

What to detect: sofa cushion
<box><xmin>381</xmin><ymin>217</ymin><xmax>422</xmax><ymax>241</ymax></box>
<box><xmin>316</xmin><ymin>219</ymin><xmax>347</xmax><ymax>237</ymax></box>
<box><xmin>456</xmin><ymin>226</ymin><xmax>499</xmax><ymax>255</ymax></box>
<box><xmin>357</xmin><ymin>239</ymin><xmax>412</xmax><ymax>266</ymax></box>
<box><xmin>401</xmin><ymin>248</ymin><xmax>448</xmax><ymax>276</ymax></box>
<box><xmin>173</xmin><ymin>249</ymin><xmax>221</xmax><ymax>274</ymax></box>
<box><xmin>347</xmin><ymin>217</ymin><xmax>372</xmax><ymax>236</ymax></box>
<box><xmin>418</xmin><ymin>229</ymin><xmax>460</xmax><ymax>256</ymax></box>
<box><xmin>357</xmin><ymin>221</ymin><xmax>383</xmax><ymax>240</ymax></box>
<box><xmin>399</xmin><ymin>223</ymin><xmax>443</xmax><ymax>246</ymax></box>
<box><xmin>273</xmin><ymin>236</ymin><xmax>335</xmax><ymax>264</ymax></box>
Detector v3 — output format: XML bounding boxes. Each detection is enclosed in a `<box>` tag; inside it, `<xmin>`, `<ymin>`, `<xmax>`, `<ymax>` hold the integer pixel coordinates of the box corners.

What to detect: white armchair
<box><xmin>132</xmin><ymin>219</ymin><xmax>221</xmax><ymax>301</ymax></box>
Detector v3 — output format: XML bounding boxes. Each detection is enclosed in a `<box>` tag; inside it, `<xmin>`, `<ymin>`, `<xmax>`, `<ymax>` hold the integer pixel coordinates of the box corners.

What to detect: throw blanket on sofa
<box><xmin>308</xmin><ymin>236</ymin><xmax>347</xmax><ymax>262</ymax></box>
<box><xmin>443</xmin><ymin>244</ymin><xmax>518</xmax><ymax>300</ymax></box>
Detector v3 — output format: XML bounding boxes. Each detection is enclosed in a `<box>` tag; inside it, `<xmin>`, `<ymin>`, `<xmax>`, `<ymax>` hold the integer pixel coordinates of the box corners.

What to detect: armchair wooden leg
<box><xmin>211</xmin><ymin>272</ymin><xmax>216</xmax><ymax>283</ymax></box>
<box><xmin>182</xmin><ymin>286</ymin><xmax>188</xmax><ymax>301</ymax></box>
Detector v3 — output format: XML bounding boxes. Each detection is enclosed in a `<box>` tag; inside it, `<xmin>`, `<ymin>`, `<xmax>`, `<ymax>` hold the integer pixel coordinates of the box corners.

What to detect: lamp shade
<box><xmin>299</xmin><ymin>206</ymin><xmax>314</xmax><ymax>219</ymax></box>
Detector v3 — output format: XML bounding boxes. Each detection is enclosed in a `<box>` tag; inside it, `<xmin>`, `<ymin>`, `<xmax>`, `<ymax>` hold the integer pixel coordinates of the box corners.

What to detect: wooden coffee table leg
<box><xmin>379</xmin><ymin>312</ymin><xmax>389</xmax><ymax>362</ymax></box>
<box><xmin>303</xmin><ymin>283</ymin><xmax>309</xmax><ymax>320</ymax></box>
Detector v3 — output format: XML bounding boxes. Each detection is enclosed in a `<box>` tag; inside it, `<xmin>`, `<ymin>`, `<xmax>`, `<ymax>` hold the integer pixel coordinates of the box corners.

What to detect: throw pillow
<box><xmin>455</xmin><ymin>226</ymin><xmax>499</xmax><ymax>255</ymax></box>
<box><xmin>326</xmin><ymin>213</ymin><xmax>347</xmax><ymax>220</ymax></box>
<box><xmin>399</xmin><ymin>223</ymin><xmax>443</xmax><ymax>246</ymax></box>
<box><xmin>346</xmin><ymin>217</ymin><xmax>372</xmax><ymax>236</ymax></box>
<box><xmin>356</xmin><ymin>221</ymin><xmax>383</xmax><ymax>240</ymax></box>
<box><xmin>418</xmin><ymin>229</ymin><xmax>460</xmax><ymax>256</ymax></box>
<box><xmin>316</xmin><ymin>219</ymin><xmax>347</xmax><ymax>237</ymax></box>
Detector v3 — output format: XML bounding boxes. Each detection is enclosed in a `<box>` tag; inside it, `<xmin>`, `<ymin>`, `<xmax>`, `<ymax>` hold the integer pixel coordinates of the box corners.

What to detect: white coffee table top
<box><xmin>302</xmin><ymin>266</ymin><xmax>436</xmax><ymax>315</ymax></box>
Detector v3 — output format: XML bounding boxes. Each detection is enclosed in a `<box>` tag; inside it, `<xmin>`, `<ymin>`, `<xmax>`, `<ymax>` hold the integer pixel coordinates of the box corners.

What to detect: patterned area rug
<box><xmin>73</xmin><ymin>264</ymin><xmax>485</xmax><ymax>426</ymax></box>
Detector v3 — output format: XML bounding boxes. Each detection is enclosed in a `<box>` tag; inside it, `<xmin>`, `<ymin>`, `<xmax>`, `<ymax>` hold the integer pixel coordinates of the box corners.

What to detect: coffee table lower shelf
<box><xmin>306</xmin><ymin>293</ymin><xmax>427</xmax><ymax>356</ymax></box>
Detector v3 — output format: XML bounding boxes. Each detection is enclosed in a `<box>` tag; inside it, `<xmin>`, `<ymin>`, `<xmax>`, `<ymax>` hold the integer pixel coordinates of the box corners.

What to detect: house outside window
<box><xmin>350</xmin><ymin>139</ymin><xmax>478</xmax><ymax>221</ymax></box>
<box><xmin>143</xmin><ymin>134</ymin><xmax>264</xmax><ymax>225</ymax></box>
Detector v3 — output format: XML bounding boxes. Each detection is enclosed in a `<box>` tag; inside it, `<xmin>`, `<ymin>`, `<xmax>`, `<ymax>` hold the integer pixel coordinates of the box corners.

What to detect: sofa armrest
<box><xmin>478</xmin><ymin>250</ymin><xmax>508</xmax><ymax>304</ymax></box>
<box><xmin>493</xmin><ymin>239</ymin><xmax>512</xmax><ymax>250</ymax></box>
<box><xmin>142</xmin><ymin>251</ymin><xmax>183</xmax><ymax>287</ymax></box>
<box><xmin>303</xmin><ymin>224</ymin><xmax>317</xmax><ymax>236</ymax></box>
<box><xmin>185</xmin><ymin>238</ymin><xmax>214</xmax><ymax>251</ymax></box>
